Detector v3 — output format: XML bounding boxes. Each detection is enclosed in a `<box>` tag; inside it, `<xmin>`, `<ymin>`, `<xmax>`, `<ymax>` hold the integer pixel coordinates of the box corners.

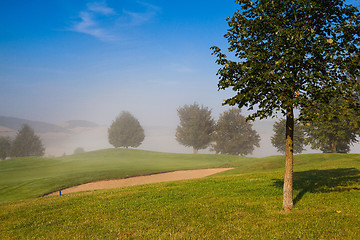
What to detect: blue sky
<box><xmin>0</xmin><ymin>0</ymin><xmax>240</xmax><ymax>126</ymax></box>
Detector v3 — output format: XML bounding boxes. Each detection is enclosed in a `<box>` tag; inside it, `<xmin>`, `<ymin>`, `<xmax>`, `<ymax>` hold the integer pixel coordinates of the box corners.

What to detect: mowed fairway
<box><xmin>0</xmin><ymin>151</ymin><xmax>359</xmax><ymax>239</ymax></box>
<box><xmin>0</xmin><ymin>149</ymin><xmax>245</xmax><ymax>203</ymax></box>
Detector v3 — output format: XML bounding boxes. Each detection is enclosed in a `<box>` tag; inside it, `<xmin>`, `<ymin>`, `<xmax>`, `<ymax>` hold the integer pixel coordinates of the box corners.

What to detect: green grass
<box><xmin>0</xmin><ymin>150</ymin><xmax>359</xmax><ymax>239</ymax></box>
<box><xmin>0</xmin><ymin>148</ymin><xmax>245</xmax><ymax>203</ymax></box>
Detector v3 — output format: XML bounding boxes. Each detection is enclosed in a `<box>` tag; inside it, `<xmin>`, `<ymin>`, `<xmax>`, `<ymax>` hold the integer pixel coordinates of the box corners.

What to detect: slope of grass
<box><xmin>0</xmin><ymin>148</ymin><xmax>246</xmax><ymax>203</ymax></box>
<box><xmin>0</xmin><ymin>155</ymin><xmax>359</xmax><ymax>239</ymax></box>
<box><xmin>218</xmin><ymin>153</ymin><xmax>360</xmax><ymax>176</ymax></box>
<box><xmin>1</xmin><ymin>149</ymin><xmax>359</xmax><ymax>204</ymax></box>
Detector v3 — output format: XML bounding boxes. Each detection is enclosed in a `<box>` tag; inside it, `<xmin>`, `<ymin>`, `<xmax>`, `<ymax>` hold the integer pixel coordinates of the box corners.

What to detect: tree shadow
<box><xmin>272</xmin><ymin>168</ymin><xmax>360</xmax><ymax>206</ymax></box>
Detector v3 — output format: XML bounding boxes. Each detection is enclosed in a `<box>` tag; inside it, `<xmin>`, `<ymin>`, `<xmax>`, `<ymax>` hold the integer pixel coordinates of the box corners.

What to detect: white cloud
<box><xmin>69</xmin><ymin>1</ymin><xmax>160</xmax><ymax>42</ymax></box>
<box><xmin>72</xmin><ymin>11</ymin><xmax>117</xmax><ymax>41</ymax></box>
<box><xmin>70</xmin><ymin>1</ymin><xmax>117</xmax><ymax>41</ymax></box>
<box><xmin>122</xmin><ymin>9</ymin><xmax>153</xmax><ymax>26</ymax></box>
<box><xmin>87</xmin><ymin>2</ymin><xmax>115</xmax><ymax>15</ymax></box>
<box><xmin>122</xmin><ymin>2</ymin><xmax>161</xmax><ymax>26</ymax></box>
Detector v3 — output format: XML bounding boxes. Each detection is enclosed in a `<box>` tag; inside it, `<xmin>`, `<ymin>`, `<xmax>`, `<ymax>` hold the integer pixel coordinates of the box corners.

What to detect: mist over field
<box><xmin>49</xmin><ymin>120</ymin><xmax>360</xmax><ymax>158</ymax></box>
<box><xmin>34</xmin><ymin>117</ymin><xmax>358</xmax><ymax>158</ymax></box>
<box><xmin>1</xmin><ymin>111</ymin><xmax>359</xmax><ymax>158</ymax></box>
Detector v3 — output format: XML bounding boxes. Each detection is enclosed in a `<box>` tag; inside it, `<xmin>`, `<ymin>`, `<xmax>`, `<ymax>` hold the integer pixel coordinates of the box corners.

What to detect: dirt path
<box><xmin>48</xmin><ymin>168</ymin><xmax>233</xmax><ymax>196</ymax></box>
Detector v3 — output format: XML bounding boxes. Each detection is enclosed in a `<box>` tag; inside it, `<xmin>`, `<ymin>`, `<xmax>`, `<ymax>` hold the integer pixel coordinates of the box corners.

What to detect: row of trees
<box><xmin>0</xmin><ymin>124</ymin><xmax>45</xmax><ymax>159</ymax></box>
<box><xmin>106</xmin><ymin>104</ymin><xmax>359</xmax><ymax>156</ymax></box>
<box><xmin>176</xmin><ymin>101</ymin><xmax>360</xmax><ymax>156</ymax></box>
<box><xmin>271</xmin><ymin>115</ymin><xmax>360</xmax><ymax>154</ymax></box>
<box><xmin>175</xmin><ymin>103</ymin><xmax>260</xmax><ymax>155</ymax></box>
<box><xmin>3</xmin><ymin>109</ymin><xmax>356</xmax><ymax>159</ymax></box>
<box><xmin>106</xmin><ymin>104</ymin><xmax>261</xmax><ymax>156</ymax></box>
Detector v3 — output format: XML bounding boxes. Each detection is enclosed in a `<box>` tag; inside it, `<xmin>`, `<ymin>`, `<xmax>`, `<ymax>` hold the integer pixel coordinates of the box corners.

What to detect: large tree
<box><xmin>212</xmin><ymin>108</ymin><xmax>260</xmax><ymax>156</ymax></box>
<box><xmin>212</xmin><ymin>0</ymin><xmax>360</xmax><ymax>210</ymax></box>
<box><xmin>108</xmin><ymin>111</ymin><xmax>145</xmax><ymax>148</ymax></box>
<box><xmin>271</xmin><ymin>119</ymin><xmax>306</xmax><ymax>154</ymax></box>
<box><xmin>11</xmin><ymin>124</ymin><xmax>45</xmax><ymax>157</ymax></box>
<box><xmin>175</xmin><ymin>103</ymin><xmax>215</xmax><ymax>153</ymax></box>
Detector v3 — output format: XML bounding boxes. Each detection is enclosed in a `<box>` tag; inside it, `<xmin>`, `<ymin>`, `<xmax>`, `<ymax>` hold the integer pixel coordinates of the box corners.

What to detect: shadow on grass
<box><xmin>272</xmin><ymin>168</ymin><xmax>360</xmax><ymax>206</ymax></box>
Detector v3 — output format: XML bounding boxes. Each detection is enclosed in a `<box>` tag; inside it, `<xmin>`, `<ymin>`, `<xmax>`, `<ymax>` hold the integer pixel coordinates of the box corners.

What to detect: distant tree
<box><xmin>211</xmin><ymin>0</ymin><xmax>360</xmax><ymax>210</ymax></box>
<box><xmin>108</xmin><ymin>111</ymin><xmax>145</xmax><ymax>148</ymax></box>
<box><xmin>211</xmin><ymin>108</ymin><xmax>260</xmax><ymax>156</ymax></box>
<box><xmin>176</xmin><ymin>103</ymin><xmax>215</xmax><ymax>153</ymax></box>
<box><xmin>271</xmin><ymin>119</ymin><xmax>306</xmax><ymax>154</ymax></box>
<box><xmin>302</xmin><ymin>98</ymin><xmax>359</xmax><ymax>153</ymax></box>
<box><xmin>11</xmin><ymin>124</ymin><xmax>45</xmax><ymax>157</ymax></box>
<box><xmin>73</xmin><ymin>147</ymin><xmax>85</xmax><ymax>154</ymax></box>
<box><xmin>0</xmin><ymin>136</ymin><xmax>12</xmax><ymax>160</ymax></box>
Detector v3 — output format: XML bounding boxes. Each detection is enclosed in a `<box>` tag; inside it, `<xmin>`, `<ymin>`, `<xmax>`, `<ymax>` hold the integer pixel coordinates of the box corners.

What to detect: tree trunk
<box><xmin>193</xmin><ymin>148</ymin><xmax>198</xmax><ymax>154</ymax></box>
<box><xmin>331</xmin><ymin>141</ymin><xmax>337</xmax><ymax>153</ymax></box>
<box><xmin>283</xmin><ymin>106</ymin><xmax>294</xmax><ymax>211</ymax></box>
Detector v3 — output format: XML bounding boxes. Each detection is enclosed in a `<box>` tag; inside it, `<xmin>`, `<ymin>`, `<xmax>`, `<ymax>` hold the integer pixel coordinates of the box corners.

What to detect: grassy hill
<box><xmin>0</xmin><ymin>150</ymin><xmax>359</xmax><ymax>239</ymax></box>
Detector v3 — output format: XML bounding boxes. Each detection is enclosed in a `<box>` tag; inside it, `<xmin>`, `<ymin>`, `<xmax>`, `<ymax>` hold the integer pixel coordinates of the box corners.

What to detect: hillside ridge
<box><xmin>0</xmin><ymin>116</ymin><xmax>99</xmax><ymax>134</ymax></box>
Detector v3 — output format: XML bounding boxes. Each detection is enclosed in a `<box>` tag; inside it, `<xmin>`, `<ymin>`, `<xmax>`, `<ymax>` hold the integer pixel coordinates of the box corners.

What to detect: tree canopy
<box><xmin>175</xmin><ymin>103</ymin><xmax>215</xmax><ymax>153</ymax></box>
<box><xmin>303</xmin><ymin>98</ymin><xmax>360</xmax><ymax>153</ymax></box>
<box><xmin>211</xmin><ymin>108</ymin><xmax>260</xmax><ymax>156</ymax></box>
<box><xmin>11</xmin><ymin>124</ymin><xmax>45</xmax><ymax>157</ymax></box>
<box><xmin>212</xmin><ymin>0</ymin><xmax>360</xmax><ymax>210</ymax></box>
<box><xmin>108</xmin><ymin>111</ymin><xmax>145</xmax><ymax>148</ymax></box>
<box><xmin>73</xmin><ymin>147</ymin><xmax>85</xmax><ymax>155</ymax></box>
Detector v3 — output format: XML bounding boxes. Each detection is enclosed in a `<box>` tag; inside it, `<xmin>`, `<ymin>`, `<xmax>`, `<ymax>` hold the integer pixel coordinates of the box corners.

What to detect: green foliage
<box><xmin>211</xmin><ymin>0</ymin><xmax>360</xmax><ymax>120</ymax></box>
<box><xmin>304</xmin><ymin>119</ymin><xmax>357</xmax><ymax>154</ymax></box>
<box><xmin>0</xmin><ymin>136</ymin><xmax>12</xmax><ymax>160</ymax></box>
<box><xmin>10</xmin><ymin>124</ymin><xmax>45</xmax><ymax>157</ymax></box>
<box><xmin>175</xmin><ymin>103</ymin><xmax>215</xmax><ymax>153</ymax></box>
<box><xmin>211</xmin><ymin>108</ymin><xmax>260</xmax><ymax>156</ymax></box>
<box><xmin>302</xmin><ymin>98</ymin><xmax>360</xmax><ymax>153</ymax></box>
<box><xmin>108</xmin><ymin>111</ymin><xmax>145</xmax><ymax>148</ymax></box>
<box><xmin>271</xmin><ymin>119</ymin><xmax>306</xmax><ymax>154</ymax></box>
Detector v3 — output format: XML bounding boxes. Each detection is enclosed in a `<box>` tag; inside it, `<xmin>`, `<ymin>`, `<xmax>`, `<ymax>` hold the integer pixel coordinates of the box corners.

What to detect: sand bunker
<box><xmin>49</xmin><ymin>168</ymin><xmax>233</xmax><ymax>196</ymax></box>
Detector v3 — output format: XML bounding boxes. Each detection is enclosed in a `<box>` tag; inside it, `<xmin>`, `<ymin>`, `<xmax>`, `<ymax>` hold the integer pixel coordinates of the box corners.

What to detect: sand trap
<box><xmin>48</xmin><ymin>168</ymin><xmax>233</xmax><ymax>196</ymax></box>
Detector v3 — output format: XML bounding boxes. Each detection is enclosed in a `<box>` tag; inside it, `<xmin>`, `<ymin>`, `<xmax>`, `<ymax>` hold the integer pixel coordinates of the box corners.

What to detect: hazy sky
<box><xmin>0</xmin><ymin>0</ymin><xmax>243</xmax><ymax>127</ymax></box>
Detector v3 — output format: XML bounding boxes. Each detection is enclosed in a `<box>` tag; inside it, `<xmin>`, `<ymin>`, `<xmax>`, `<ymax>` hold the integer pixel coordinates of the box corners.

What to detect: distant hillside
<box><xmin>63</xmin><ymin>120</ymin><xmax>99</xmax><ymax>129</ymax></box>
<box><xmin>0</xmin><ymin>116</ymin><xmax>69</xmax><ymax>133</ymax></box>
